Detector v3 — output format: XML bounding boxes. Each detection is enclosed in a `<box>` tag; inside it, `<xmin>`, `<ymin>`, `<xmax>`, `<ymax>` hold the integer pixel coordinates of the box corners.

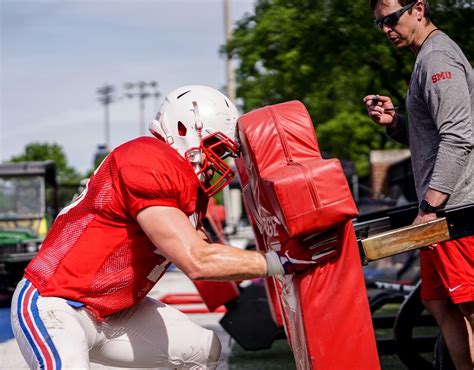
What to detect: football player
<box><xmin>10</xmin><ymin>85</ymin><xmax>318</xmax><ymax>369</ymax></box>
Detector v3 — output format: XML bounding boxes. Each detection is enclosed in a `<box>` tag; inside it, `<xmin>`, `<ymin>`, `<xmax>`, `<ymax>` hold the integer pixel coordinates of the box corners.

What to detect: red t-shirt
<box><xmin>25</xmin><ymin>137</ymin><xmax>207</xmax><ymax>319</ymax></box>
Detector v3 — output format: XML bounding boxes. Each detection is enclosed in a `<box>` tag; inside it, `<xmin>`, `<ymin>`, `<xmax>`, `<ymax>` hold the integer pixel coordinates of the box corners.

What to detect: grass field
<box><xmin>228</xmin><ymin>340</ymin><xmax>296</xmax><ymax>370</ymax></box>
<box><xmin>228</xmin><ymin>303</ymin><xmax>439</xmax><ymax>370</ymax></box>
<box><xmin>227</xmin><ymin>339</ymin><xmax>415</xmax><ymax>370</ymax></box>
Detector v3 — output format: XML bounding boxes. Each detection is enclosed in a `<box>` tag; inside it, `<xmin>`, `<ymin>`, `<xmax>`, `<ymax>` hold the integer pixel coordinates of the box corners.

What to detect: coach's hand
<box><xmin>363</xmin><ymin>94</ymin><xmax>397</xmax><ymax>129</ymax></box>
<box><xmin>265</xmin><ymin>235</ymin><xmax>339</xmax><ymax>275</ymax></box>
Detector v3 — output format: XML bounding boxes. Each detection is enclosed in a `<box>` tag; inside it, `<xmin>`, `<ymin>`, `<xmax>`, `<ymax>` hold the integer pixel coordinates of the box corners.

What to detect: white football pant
<box><xmin>11</xmin><ymin>278</ymin><xmax>221</xmax><ymax>369</ymax></box>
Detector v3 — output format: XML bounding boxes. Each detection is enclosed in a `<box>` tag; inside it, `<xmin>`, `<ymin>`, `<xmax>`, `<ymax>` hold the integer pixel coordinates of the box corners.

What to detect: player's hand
<box><xmin>363</xmin><ymin>94</ymin><xmax>397</xmax><ymax>129</ymax></box>
<box><xmin>265</xmin><ymin>233</ymin><xmax>339</xmax><ymax>275</ymax></box>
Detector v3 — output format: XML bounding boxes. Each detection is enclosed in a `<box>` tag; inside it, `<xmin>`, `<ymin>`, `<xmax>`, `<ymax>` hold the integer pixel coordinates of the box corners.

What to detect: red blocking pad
<box><xmin>235</xmin><ymin>101</ymin><xmax>379</xmax><ymax>369</ymax></box>
<box><xmin>193</xmin><ymin>280</ymin><xmax>239</xmax><ymax>312</ymax></box>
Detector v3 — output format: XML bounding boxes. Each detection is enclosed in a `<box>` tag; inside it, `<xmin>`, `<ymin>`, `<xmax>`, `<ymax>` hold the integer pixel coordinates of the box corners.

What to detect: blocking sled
<box><xmin>235</xmin><ymin>100</ymin><xmax>380</xmax><ymax>369</ymax></box>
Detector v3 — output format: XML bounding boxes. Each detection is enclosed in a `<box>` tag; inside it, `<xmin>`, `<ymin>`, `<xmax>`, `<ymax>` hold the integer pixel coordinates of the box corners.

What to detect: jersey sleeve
<box><xmin>118</xmin><ymin>162</ymin><xmax>199</xmax><ymax>219</ymax></box>
<box><xmin>418</xmin><ymin>50</ymin><xmax>472</xmax><ymax>194</ymax></box>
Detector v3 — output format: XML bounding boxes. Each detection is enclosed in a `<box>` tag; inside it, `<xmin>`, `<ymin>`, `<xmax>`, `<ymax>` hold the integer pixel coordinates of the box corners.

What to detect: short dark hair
<box><xmin>369</xmin><ymin>0</ymin><xmax>430</xmax><ymax>19</ymax></box>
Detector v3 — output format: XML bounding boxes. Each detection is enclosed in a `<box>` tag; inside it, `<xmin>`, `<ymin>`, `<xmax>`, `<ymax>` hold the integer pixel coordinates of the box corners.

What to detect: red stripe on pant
<box><xmin>21</xmin><ymin>284</ymin><xmax>55</xmax><ymax>369</ymax></box>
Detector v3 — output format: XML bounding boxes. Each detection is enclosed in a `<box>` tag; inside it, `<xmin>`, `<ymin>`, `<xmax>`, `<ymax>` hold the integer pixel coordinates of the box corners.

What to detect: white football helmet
<box><xmin>150</xmin><ymin>85</ymin><xmax>239</xmax><ymax>197</ymax></box>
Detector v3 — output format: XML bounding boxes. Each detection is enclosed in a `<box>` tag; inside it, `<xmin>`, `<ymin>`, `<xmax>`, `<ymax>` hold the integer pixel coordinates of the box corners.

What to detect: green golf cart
<box><xmin>0</xmin><ymin>161</ymin><xmax>58</xmax><ymax>294</ymax></box>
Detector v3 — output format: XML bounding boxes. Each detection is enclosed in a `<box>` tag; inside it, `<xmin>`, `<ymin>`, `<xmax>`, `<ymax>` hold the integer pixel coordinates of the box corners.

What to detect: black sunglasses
<box><xmin>375</xmin><ymin>1</ymin><xmax>416</xmax><ymax>29</ymax></box>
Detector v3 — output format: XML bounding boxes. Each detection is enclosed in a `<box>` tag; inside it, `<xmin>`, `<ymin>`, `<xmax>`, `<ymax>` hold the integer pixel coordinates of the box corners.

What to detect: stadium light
<box><xmin>123</xmin><ymin>81</ymin><xmax>161</xmax><ymax>136</ymax></box>
<box><xmin>96</xmin><ymin>84</ymin><xmax>115</xmax><ymax>149</ymax></box>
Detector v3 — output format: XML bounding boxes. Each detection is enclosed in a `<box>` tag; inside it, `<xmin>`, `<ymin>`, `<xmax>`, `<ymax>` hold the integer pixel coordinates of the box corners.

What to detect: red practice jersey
<box><xmin>25</xmin><ymin>137</ymin><xmax>207</xmax><ymax>319</ymax></box>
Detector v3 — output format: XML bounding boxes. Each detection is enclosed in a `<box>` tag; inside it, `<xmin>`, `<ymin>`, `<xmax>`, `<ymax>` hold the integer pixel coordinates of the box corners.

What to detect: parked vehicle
<box><xmin>0</xmin><ymin>161</ymin><xmax>58</xmax><ymax>294</ymax></box>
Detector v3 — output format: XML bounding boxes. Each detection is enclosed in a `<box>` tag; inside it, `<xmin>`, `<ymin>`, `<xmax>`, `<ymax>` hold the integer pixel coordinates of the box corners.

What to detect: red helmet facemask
<box><xmin>187</xmin><ymin>132</ymin><xmax>239</xmax><ymax>197</ymax></box>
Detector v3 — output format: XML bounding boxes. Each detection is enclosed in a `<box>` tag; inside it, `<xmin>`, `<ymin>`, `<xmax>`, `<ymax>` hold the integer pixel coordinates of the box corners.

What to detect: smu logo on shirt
<box><xmin>432</xmin><ymin>71</ymin><xmax>452</xmax><ymax>83</ymax></box>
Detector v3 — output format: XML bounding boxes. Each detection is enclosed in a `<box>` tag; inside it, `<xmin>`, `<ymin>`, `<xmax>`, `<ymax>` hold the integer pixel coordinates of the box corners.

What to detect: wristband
<box><xmin>419</xmin><ymin>199</ymin><xmax>441</xmax><ymax>213</ymax></box>
<box><xmin>265</xmin><ymin>251</ymin><xmax>285</xmax><ymax>276</ymax></box>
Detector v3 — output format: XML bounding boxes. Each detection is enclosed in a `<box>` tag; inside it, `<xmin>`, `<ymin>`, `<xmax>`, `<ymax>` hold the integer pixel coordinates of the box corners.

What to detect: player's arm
<box><xmin>137</xmin><ymin>205</ymin><xmax>269</xmax><ymax>281</ymax></box>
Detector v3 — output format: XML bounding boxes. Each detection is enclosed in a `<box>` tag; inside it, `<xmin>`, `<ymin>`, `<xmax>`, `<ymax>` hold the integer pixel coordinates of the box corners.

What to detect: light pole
<box><xmin>223</xmin><ymin>0</ymin><xmax>236</xmax><ymax>101</ymax></box>
<box><xmin>124</xmin><ymin>81</ymin><xmax>160</xmax><ymax>136</ymax></box>
<box><xmin>96</xmin><ymin>84</ymin><xmax>115</xmax><ymax>149</ymax></box>
<box><xmin>149</xmin><ymin>81</ymin><xmax>162</xmax><ymax>112</ymax></box>
<box><xmin>223</xmin><ymin>0</ymin><xmax>241</xmax><ymax>234</ymax></box>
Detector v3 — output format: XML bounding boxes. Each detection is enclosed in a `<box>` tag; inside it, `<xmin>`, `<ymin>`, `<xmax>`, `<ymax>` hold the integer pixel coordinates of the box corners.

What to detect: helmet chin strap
<box><xmin>195</xmin><ymin>154</ymin><xmax>212</xmax><ymax>185</ymax></box>
<box><xmin>185</xmin><ymin>149</ymin><xmax>206</xmax><ymax>182</ymax></box>
<box><xmin>193</xmin><ymin>161</ymin><xmax>203</xmax><ymax>175</ymax></box>
<box><xmin>197</xmin><ymin>170</ymin><xmax>207</xmax><ymax>183</ymax></box>
<box><xmin>193</xmin><ymin>151</ymin><xmax>215</xmax><ymax>188</ymax></box>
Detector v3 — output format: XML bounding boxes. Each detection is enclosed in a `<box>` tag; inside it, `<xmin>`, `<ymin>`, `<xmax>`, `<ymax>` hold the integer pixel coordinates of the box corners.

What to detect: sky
<box><xmin>0</xmin><ymin>0</ymin><xmax>255</xmax><ymax>174</ymax></box>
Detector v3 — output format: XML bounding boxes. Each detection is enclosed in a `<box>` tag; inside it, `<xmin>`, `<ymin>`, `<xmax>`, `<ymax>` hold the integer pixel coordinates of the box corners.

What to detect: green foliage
<box><xmin>9</xmin><ymin>142</ymin><xmax>82</xmax><ymax>183</ymax></box>
<box><xmin>316</xmin><ymin>112</ymin><xmax>395</xmax><ymax>176</ymax></box>
<box><xmin>429</xmin><ymin>0</ymin><xmax>474</xmax><ymax>61</ymax></box>
<box><xmin>9</xmin><ymin>142</ymin><xmax>84</xmax><ymax>212</ymax></box>
<box><xmin>226</xmin><ymin>0</ymin><xmax>473</xmax><ymax>175</ymax></box>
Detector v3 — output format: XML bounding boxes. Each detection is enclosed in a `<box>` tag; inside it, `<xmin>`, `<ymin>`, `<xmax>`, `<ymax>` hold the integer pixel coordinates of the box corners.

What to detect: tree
<box><xmin>430</xmin><ymin>0</ymin><xmax>474</xmax><ymax>61</ymax></box>
<box><xmin>9</xmin><ymin>143</ymin><xmax>83</xmax><ymax>212</ymax></box>
<box><xmin>317</xmin><ymin>112</ymin><xmax>400</xmax><ymax>176</ymax></box>
<box><xmin>10</xmin><ymin>142</ymin><xmax>81</xmax><ymax>183</ymax></box>
<box><xmin>226</xmin><ymin>0</ymin><xmax>473</xmax><ymax>175</ymax></box>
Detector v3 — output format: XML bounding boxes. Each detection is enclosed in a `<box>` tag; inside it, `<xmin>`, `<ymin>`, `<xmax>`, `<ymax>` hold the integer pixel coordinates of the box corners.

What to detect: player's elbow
<box><xmin>185</xmin><ymin>268</ymin><xmax>207</xmax><ymax>281</ymax></box>
<box><xmin>185</xmin><ymin>258</ymin><xmax>217</xmax><ymax>280</ymax></box>
<box><xmin>179</xmin><ymin>246</ymin><xmax>212</xmax><ymax>281</ymax></box>
<box><xmin>182</xmin><ymin>263</ymin><xmax>209</xmax><ymax>280</ymax></box>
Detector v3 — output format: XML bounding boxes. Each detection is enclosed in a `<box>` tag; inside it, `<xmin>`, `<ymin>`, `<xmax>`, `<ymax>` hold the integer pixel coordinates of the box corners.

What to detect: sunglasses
<box><xmin>375</xmin><ymin>1</ymin><xmax>416</xmax><ymax>29</ymax></box>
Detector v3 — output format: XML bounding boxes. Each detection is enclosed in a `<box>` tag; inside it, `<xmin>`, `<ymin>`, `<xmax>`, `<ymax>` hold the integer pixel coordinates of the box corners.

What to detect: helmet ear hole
<box><xmin>178</xmin><ymin>121</ymin><xmax>187</xmax><ymax>136</ymax></box>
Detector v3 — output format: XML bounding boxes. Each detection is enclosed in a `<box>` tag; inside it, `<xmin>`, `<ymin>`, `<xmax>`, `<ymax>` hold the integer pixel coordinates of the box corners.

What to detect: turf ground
<box><xmin>228</xmin><ymin>302</ymin><xmax>438</xmax><ymax>370</ymax></box>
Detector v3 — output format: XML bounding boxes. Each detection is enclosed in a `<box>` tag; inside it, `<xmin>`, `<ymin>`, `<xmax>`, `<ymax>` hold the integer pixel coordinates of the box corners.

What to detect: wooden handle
<box><xmin>360</xmin><ymin>218</ymin><xmax>450</xmax><ymax>262</ymax></box>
